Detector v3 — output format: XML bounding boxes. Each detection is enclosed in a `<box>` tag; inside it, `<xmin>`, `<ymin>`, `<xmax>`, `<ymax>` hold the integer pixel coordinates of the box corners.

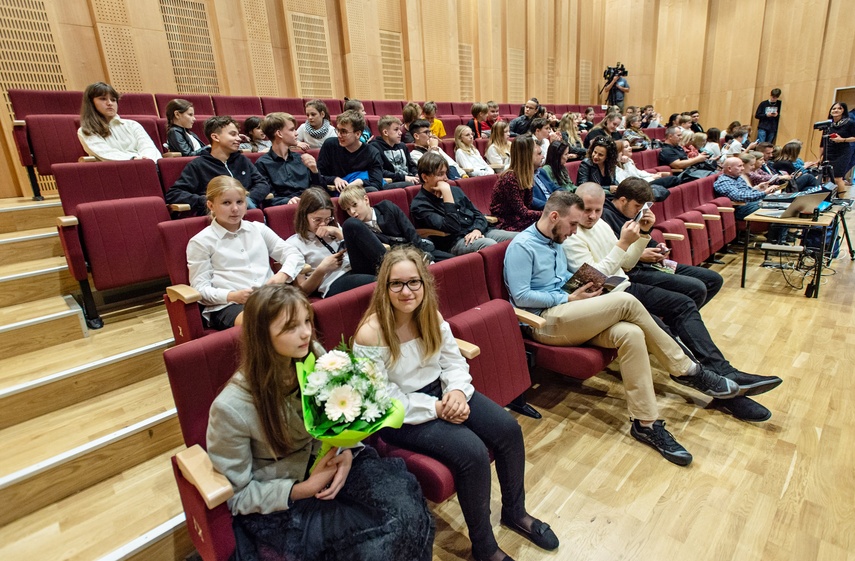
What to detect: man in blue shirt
<box><xmin>714</xmin><ymin>157</ymin><xmax>777</xmax><ymax>220</ymax></box>
<box><xmin>503</xmin><ymin>191</ymin><xmax>739</xmax><ymax>466</ymax></box>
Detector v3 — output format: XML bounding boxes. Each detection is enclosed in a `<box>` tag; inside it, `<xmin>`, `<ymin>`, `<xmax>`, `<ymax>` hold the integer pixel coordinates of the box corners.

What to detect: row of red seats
<box><xmin>162</xmin><ymin>239</ymin><xmax>616</xmax><ymax>560</ymax></box>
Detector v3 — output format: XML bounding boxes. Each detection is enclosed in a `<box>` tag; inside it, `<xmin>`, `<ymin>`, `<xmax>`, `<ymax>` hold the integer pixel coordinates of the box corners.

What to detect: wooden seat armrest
<box><xmin>166</xmin><ymin>284</ymin><xmax>202</xmax><ymax>304</ymax></box>
<box><xmin>384</xmin><ymin>178</ymin><xmax>392</xmax><ymax>183</ymax></box>
<box><xmin>265</xmin><ymin>193</ymin><xmax>274</xmax><ymax>200</ymax></box>
<box><xmin>490</xmin><ymin>164</ymin><xmax>505</xmax><ymax>171</ymax></box>
<box><xmin>176</xmin><ymin>445</ymin><xmax>234</xmax><ymax>510</ymax></box>
<box><xmin>168</xmin><ymin>203</ymin><xmax>192</xmax><ymax>212</ymax></box>
<box><xmin>455</xmin><ymin>338</ymin><xmax>481</xmax><ymax>359</ymax></box>
<box><xmin>462</xmin><ymin>168</ymin><xmax>474</xmax><ymax>174</ymax></box>
<box><xmin>684</xmin><ymin>222</ymin><xmax>705</xmax><ymax>229</ymax></box>
<box><xmin>661</xmin><ymin>233</ymin><xmax>685</xmax><ymax>241</ymax></box>
<box><xmin>731</xmin><ymin>201</ymin><xmax>746</xmax><ymax>206</ymax></box>
<box><xmin>485</xmin><ymin>215</ymin><xmax>498</xmax><ymax>225</ymax></box>
<box><xmin>78</xmin><ymin>156</ymin><xmax>97</xmax><ymax>163</ymax></box>
<box><xmin>382</xmin><ymin>243</ymin><xmax>391</xmax><ymax>251</ymax></box>
<box><xmin>717</xmin><ymin>206</ymin><xmax>735</xmax><ymax>213</ymax></box>
<box><xmin>416</xmin><ymin>228</ymin><xmax>448</xmax><ymax>237</ymax></box>
<box><xmin>163</xmin><ymin>152</ymin><xmax>183</xmax><ymax>158</ymax></box>
<box><xmin>57</xmin><ymin>215</ymin><xmax>79</xmax><ymax>227</ymax></box>
<box><xmin>13</xmin><ymin>119</ymin><xmax>25</xmax><ymax>126</ymax></box>
<box><xmin>701</xmin><ymin>214</ymin><xmax>721</xmax><ymax>221</ymax></box>
<box><xmin>515</xmin><ymin>308</ymin><xmax>546</xmax><ymax>329</ymax></box>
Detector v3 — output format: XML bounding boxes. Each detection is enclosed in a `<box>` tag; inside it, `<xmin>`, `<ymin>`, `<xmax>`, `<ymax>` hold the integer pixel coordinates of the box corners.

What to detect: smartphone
<box><xmin>830</xmin><ymin>133</ymin><xmax>840</xmax><ymax>139</ymax></box>
<box><xmin>634</xmin><ymin>201</ymin><xmax>653</xmax><ymax>222</ymax></box>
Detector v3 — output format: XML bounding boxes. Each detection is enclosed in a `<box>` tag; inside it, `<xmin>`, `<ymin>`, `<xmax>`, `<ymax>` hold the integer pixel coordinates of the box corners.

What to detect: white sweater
<box><xmin>562</xmin><ymin>219</ymin><xmax>650</xmax><ymax>292</ymax></box>
<box><xmin>78</xmin><ymin>116</ymin><xmax>161</xmax><ymax>161</ymax></box>
<box><xmin>455</xmin><ymin>148</ymin><xmax>494</xmax><ymax>177</ymax></box>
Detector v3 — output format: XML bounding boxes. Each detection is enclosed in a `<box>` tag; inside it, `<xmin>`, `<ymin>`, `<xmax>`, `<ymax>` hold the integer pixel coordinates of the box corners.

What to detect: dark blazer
<box><xmin>410</xmin><ymin>186</ymin><xmax>488</xmax><ymax>252</ymax></box>
<box><xmin>166</xmin><ymin>126</ymin><xmax>206</xmax><ymax>156</ymax></box>
<box><xmin>576</xmin><ymin>158</ymin><xmax>616</xmax><ymax>188</ymax></box>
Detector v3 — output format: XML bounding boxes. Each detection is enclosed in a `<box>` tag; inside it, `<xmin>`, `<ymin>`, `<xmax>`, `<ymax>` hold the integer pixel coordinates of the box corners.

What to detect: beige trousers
<box><xmin>533</xmin><ymin>291</ymin><xmax>694</xmax><ymax>420</ymax></box>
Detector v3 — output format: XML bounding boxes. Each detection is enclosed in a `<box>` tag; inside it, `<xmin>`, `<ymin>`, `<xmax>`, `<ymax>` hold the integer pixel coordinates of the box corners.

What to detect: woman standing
<box><xmin>822</xmin><ymin>102</ymin><xmax>855</xmax><ymax>197</ymax></box>
<box><xmin>354</xmin><ymin>248</ymin><xmax>559</xmax><ymax>561</ymax></box>
<box><xmin>207</xmin><ymin>283</ymin><xmax>434</xmax><ymax>561</ymax></box>
<box><xmin>489</xmin><ymin>135</ymin><xmax>543</xmax><ymax>230</ymax></box>
<box><xmin>77</xmin><ymin>82</ymin><xmax>161</xmax><ymax>161</ymax></box>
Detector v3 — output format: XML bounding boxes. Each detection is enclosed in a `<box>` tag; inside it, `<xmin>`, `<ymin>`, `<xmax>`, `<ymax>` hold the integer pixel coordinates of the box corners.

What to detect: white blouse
<box><xmin>485</xmin><ymin>144</ymin><xmax>510</xmax><ymax>171</ymax></box>
<box><xmin>353</xmin><ymin>321</ymin><xmax>475</xmax><ymax>425</ymax></box>
<box><xmin>78</xmin><ymin>116</ymin><xmax>162</xmax><ymax>161</ymax></box>
<box><xmin>455</xmin><ymin>148</ymin><xmax>494</xmax><ymax>177</ymax></box>
<box><xmin>283</xmin><ymin>232</ymin><xmax>349</xmax><ymax>297</ymax></box>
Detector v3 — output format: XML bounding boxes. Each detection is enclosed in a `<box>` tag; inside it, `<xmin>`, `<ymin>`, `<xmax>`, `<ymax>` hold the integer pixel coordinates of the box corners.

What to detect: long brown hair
<box><xmin>358</xmin><ymin>247</ymin><xmax>441</xmax><ymax>365</ymax></box>
<box><xmin>503</xmin><ymin>134</ymin><xmax>535</xmax><ymax>189</ymax></box>
<box><xmin>294</xmin><ymin>187</ymin><xmax>336</xmax><ymax>239</ymax></box>
<box><xmin>238</xmin><ymin>284</ymin><xmax>315</xmax><ymax>458</ymax></box>
<box><xmin>80</xmin><ymin>82</ymin><xmax>120</xmax><ymax>138</ymax></box>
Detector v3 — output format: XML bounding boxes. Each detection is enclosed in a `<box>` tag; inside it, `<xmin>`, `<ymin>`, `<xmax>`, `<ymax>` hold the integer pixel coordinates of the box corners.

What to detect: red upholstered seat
<box><xmin>158</xmin><ymin>156</ymin><xmax>196</xmax><ymax>193</ymax></box>
<box><xmin>305</xmin><ymin>98</ymin><xmax>343</xmax><ymax>116</ymax></box>
<box><xmin>454</xmin><ymin>175</ymin><xmax>497</xmax><ymax>216</ymax></box>
<box><xmin>657</xmin><ymin>186</ymin><xmax>711</xmax><ymax>265</ymax></box>
<box><xmin>432</xmin><ymin>102</ymin><xmax>452</xmax><ymax>115</ymax></box>
<box><xmin>372</xmin><ymin>99</ymin><xmax>405</xmax><ymax>116</ymax></box>
<box><xmin>53</xmin><ymin>159</ymin><xmax>163</xmax><ymax>216</ymax></box>
<box><xmin>451</xmin><ymin>102</ymin><xmax>472</xmax><ymax>116</ymax></box>
<box><xmin>155</xmin><ymin>93</ymin><xmax>214</xmax><ymax>119</ymax></box>
<box><xmin>28</xmin><ymin>114</ymin><xmax>85</xmax><ymax>175</ymax></box>
<box><xmin>119</xmin><ymin>93</ymin><xmax>158</xmax><ymax>116</ymax></box>
<box><xmin>263</xmin><ymin>204</ymin><xmax>299</xmax><ymax>240</ymax></box>
<box><xmin>478</xmin><ymin>241</ymin><xmax>617</xmax><ymax>381</ymax></box>
<box><xmin>641</xmin><ymin>148</ymin><xmax>661</xmax><ymax>170</ymax></box>
<box><xmin>9</xmin><ymin>89</ymin><xmax>83</xmax><ymax>167</ymax></box>
<box><xmin>260</xmin><ymin>97</ymin><xmax>305</xmax><ymax>115</ymax></box>
<box><xmin>157</xmin><ymin>117</ymin><xmax>207</xmax><ymax>150</ymax></box>
<box><xmin>211</xmin><ymin>95</ymin><xmax>263</xmax><ymax>117</ymax></box>
<box><xmin>358</xmin><ymin>100</ymin><xmax>375</xmax><ymax>115</ymax></box>
<box><xmin>679</xmin><ymin>180</ymin><xmax>728</xmax><ymax>252</ymax></box>
<box><xmin>696</xmin><ymin>174</ymin><xmax>736</xmax><ymax>243</ymax></box>
<box><xmin>439</xmin><ymin>115</ymin><xmax>462</xmax><ymax>137</ymax></box>
<box><xmin>566</xmin><ymin>160</ymin><xmax>582</xmax><ymax>183</ymax></box>
<box><xmin>334</xmin><ymin>186</ymin><xmax>411</xmax><ymax>225</ymax></box>
<box><xmin>163</xmin><ymin>327</ymin><xmax>241</xmax><ymax>561</ymax></box>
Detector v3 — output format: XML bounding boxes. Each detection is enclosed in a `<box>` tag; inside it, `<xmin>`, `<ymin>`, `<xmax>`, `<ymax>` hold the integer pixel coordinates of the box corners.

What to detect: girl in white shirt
<box><xmin>353</xmin><ymin>247</ymin><xmax>559</xmax><ymax>561</ymax></box>
<box><xmin>484</xmin><ymin>121</ymin><xmax>511</xmax><ymax>171</ymax></box>
<box><xmin>77</xmin><ymin>82</ymin><xmax>161</xmax><ymax>161</ymax></box>
<box><xmin>454</xmin><ymin>125</ymin><xmax>494</xmax><ymax>177</ymax></box>
<box><xmin>296</xmin><ymin>99</ymin><xmax>338</xmax><ymax>150</ymax></box>
<box><xmin>287</xmin><ymin>188</ymin><xmax>384</xmax><ymax>298</ymax></box>
<box><xmin>187</xmin><ymin>176</ymin><xmax>302</xmax><ymax>330</ymax></box>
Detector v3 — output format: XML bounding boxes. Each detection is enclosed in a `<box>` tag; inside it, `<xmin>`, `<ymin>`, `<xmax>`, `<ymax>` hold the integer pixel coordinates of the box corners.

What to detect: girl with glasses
<box><xmin>354</xmin><ymin>247</ymin><xmax>559</xmax><ymax>561</ymax></box>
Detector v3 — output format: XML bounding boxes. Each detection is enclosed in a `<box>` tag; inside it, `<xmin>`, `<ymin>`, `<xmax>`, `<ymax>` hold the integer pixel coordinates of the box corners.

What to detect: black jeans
<box><xmin>626</xmin><ymin>282</ymin><xmax>733</xmax><ymax>375</ymax></box>
<box><xmin>629</xmin><ymin>264</ymin><xmax>723</xmax><ymax>309</ymax></box>
<box><xmin>380</xmin><ymin>386</ymin><xmax>526</xmax><ymax>559</ymax></box>
<box><xmin>342</xmin><ymin>218</ymin><xmax>387</xmax><ymax>276</ymax></box>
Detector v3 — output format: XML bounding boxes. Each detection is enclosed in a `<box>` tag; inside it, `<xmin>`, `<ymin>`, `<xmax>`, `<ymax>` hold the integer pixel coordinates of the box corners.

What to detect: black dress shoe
<box><xmin>724</xmin><ymin>371</ymin><xmax>783</xmax><ymax>397</ymax></box>
<box><xmin>473</xmin><ymin>553</ymin><xmax>514</xmax><ymax>561</ymax></box>
<box><xmin>713</xmin><ymin>395</ymin><xmax>771</xmax><ymax>422</ymax></box>
<box><xmin>500</xmin><ymin>516</ymin><xmax>559</xmax><ymax>551</ymax></box>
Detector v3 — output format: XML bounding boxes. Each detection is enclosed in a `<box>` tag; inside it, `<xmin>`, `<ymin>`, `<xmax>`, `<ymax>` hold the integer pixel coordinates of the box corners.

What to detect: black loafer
<box><xmin>724</xmin><ymin>371</ymin><xmax>783</xmax><ymax>397</ymax></box>
<box><xmin>500</xmin><ymin>516</ymin><xmax>559</xmax><ymax>551</ymax></box>
<box><xmin>713</xmin><ymin>396</ymin><xmax>771</xmax><ymax>422</ymax></box>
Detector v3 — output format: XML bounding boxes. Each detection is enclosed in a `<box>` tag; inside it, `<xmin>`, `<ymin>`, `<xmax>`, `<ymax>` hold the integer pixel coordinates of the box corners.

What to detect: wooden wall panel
<box><xmin>602</xmin><ymin>0</ymin><xmax>657</xmax><ymax>109</ymax></box>
<box><xmin>341</xmin><ymin>0</ymin><xmax>384</xmax><ymax>100</ymax></box>
<box><xmin>419</xmin><ymin>0</ymin><xmax>459</xmax><ymax>102</ymax></box>
<box><xmin>576</xmin><ymin>0</ymin><xmax>604</xmax><ymax>105</ymax></box>
<box><xmin>652</xmin><ymin>0</ymin><xmax>709</xmax><ymax>114</ymax></box>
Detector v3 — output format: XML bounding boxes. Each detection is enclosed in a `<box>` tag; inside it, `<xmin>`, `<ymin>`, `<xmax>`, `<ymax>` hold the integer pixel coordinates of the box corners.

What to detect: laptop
<box><xmin>755</xmin><ymin>191</ymin><xmax>830</xmax><ymax>218</ymax></box>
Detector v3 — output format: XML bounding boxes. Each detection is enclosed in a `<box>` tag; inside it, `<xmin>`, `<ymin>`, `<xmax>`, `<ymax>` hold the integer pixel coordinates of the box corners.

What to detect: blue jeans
<box><xmin>757</xmin><ymin>129</ymin><xmax>776</xmax><ymax>144</ymax></box>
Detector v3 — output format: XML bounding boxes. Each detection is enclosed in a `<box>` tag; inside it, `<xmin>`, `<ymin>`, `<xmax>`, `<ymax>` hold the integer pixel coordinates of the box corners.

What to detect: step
<box><xmin>0</xmin><ymin>227</ymin><xmax>63</xmax><ymax>265</ymax></box>
<box><xmin>0</xmin><ymin>318</ymin><xmax>172</xmax><ymax>429</ymax></box>
<box><xmin>0</xmin><ymin>256</ymin><xmax>78</xmax><ymax>307</ymax></box>
<box><xmin>0</xmin><ymin>197</ymin><xmax>63</xmax><ymax>234</ymax></box>
<box><xmin>0</xmin><ymin>449</ymin><xmax>194</xmax><ymax>561</ymax></box>
<box><xmin>0</xmin><ymin>375</ymin><xmax>182</xmax><ymax>527</ymax></box>
<box><xmin>0</xmin><ymin>296</ymin><xmax>87</xmax><ymax>358</ymax></box>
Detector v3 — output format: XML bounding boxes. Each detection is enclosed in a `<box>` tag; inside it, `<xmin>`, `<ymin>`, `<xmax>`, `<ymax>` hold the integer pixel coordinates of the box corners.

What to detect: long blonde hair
<box><xmin>205</xmin><ymin>176</ymin><xmax>247</xmax><ymax>220</ymax></box>
<box><xmin>358</xmin><ymin>247</ymin><xmax>441</xmax><ymax>365</ymax></box>
<box><xmin>486</xmin><ymin>121</ymin><xmax>510</xmax><ymax>156</ymax></box>
<box><xmin>453</xmin><ymin>125</ymin><xmax>477</xmax><ymax>155</ymax></box>
<box><xmin>558</xmin><ymin>112</ymin><xmax>581</xmax><ymax>145</ymax></box>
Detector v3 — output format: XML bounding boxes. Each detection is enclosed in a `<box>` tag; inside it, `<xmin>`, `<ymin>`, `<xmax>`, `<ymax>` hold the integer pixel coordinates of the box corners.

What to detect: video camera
<box><xmin>813</xmin><ymin>119</ymin><xmax>832</xmax><ymax>131</ymax></box>
<box><xmin>603</xmin><ymin>63</ymin><xmax>628</xmax><ymax>82</ymax></box>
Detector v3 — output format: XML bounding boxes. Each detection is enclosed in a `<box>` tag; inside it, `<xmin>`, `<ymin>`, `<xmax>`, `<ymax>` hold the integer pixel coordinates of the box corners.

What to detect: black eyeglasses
<box><xmin>387</xmin><ymin>279</ymin><xmax>423</xmax><ymax>292</ymax></box>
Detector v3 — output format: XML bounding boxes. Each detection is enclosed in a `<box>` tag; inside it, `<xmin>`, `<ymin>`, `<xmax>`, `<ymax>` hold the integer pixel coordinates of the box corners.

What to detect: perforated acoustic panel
<box><xmin>287</xmin><ymin>12</ymin><xmax>333</xmax><ymax>98</ymax></box>
<box><xmin>96</xmin><ymin>24</ymin><xmax>143</xmax><ymax>93</ymax></box>
<box><xmin>241</xmin><ymin>0</ymin><xmax>278</xmax><ymax>96</ymax></box>
<box><xmin>458</xmin><ymin>43</ymin><xmax>474</xmax><ymax>102</ymax></box>
<box><xmin>508</xmin><ymin>48</ymin><xmax>525</xmax><ymax>104</ymax></box>
<box><xmin>159</xmin><ymin>0</ymin><xmax>220</xmax><ymax>94</ymax></box>
<box><xmin>380</xmin><ymin>31</ymin><xmax>405</xmax><ymax>100</ymax></box>
<box><xmin>344</xmin><ymin>0</ymin><xmax>371</xmax><ymax>99</ymax></box>
<box><xmin>378</xmin><ymin>0</ymin><xmax>401</xmax><ymax>32</ymax></box>
<box><xmin>0</xmin><ymin>0</ymin><xmax>66</xmax><ymax>194</ymax></box>
<box><xmin>547</xmin><ymin>57</ymin><xmax>555</xmax><ymax>104</ymax></box>
<box><xmin>579</xmin><ymin>59</ymin><xmax>592</xmax><ymax>103</ymax></box>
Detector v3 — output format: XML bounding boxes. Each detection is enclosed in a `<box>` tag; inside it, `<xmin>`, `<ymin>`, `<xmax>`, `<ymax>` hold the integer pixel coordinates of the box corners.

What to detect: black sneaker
<box><xmin>671</xmin><ymin>365</ymin><xmax>740</xmax><ymax>398</ymax></box>
<box><xmin>724</xmin><ymin>371</ymin><xmax>783</xmax><ymax>397</ymax></box>
<box><xmin>630</xmin><ymin>420</ymin><xmax>693</xmax><ymax>466</ymax></box>
<box><xmin>712</xmin><ymin>396</ymin><xmax>772</xmax><ymax>422</ymax></box>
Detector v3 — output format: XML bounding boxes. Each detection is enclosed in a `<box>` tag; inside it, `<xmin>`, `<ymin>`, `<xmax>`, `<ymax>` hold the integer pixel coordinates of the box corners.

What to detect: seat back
<box><xmin>372</xmin><ymin>100</ymin><xmax>405</xmax><ymax>116</ymax></box>
<box><xmin>77</xmin><ymin>196</ymin><xmax>171</xmax><ymax>290</ymax></box>
<box><xmin>158</xmin><ymin>156</ymin><xmax>196</xmax><ymax>192</ymax></box>
<box><xmin>8</xmin><ymin>89</ymin><xmax>83</xmax><ymax>118</ymax></box>
<box><xmin>303</xmin><ymin>98</ymin><xmax>343</xmax><ymax>116</ymax></box>
<box><xmin>264</xmin><ymin>204</ymin><xmax>300</xmax><ymax>240</ymax></box>
<box><xmin>630</xmin><ymin>150</ymin><xmax>646</xmax><ymax>169</ymax></box>
<box><xmin>311</xmin><ymin>283</ymin><xmax>376</xmax><ymax>349</ymax></box>
<box><xmin>155</xmin><ymin>94</ymin><xmax>214</xmax><ymax>118</ymax></box>
<box><xmin>455</xmin><ymin>175</ymin><xmax>497</xmax><ymax>216</ymax></box>
<box><xmin>120</xmin><ymin>93</ymin><xmax>158</xmax><ymax>116</ymax></box>
<box><xmin>260</xmin><ymin>97</ymin><xmax>305</xmax><ymax>115</ymax></box>
<box><xmin>479</xmin><ymin>240</ymin><xmax>512</xmax><ymax>301</ymax></box>
<box><xmin>28</xmin><ymin>114</ymin><xmax>85</xmax><ymax>175</ymax></box>
<box><xmin>334</xmin><ymin>187</ymin><xmax>411</xmax><ymax>224</ymax></box>
<box><xmin>211</xmin><ymin>95</ymin><xmax>263</xmax><ymax>117</ymax></box>
<box><xmin>54</xmin><ymin>159</ymin><xmax>163</xmax><ymax>216</ymax></box>
<box><xmin>430</xmin><ymin>253</ymin><xmax>491</xmax><ymax>317</ymax></box>
<box><xmin>567</xmin><ymin>160</ymin><xmax>582</xmax><ymax>183</ymax></box>
<box><xmin>474</xmin><ymin>137</ymin><xmax>488</xmax><ymax>156</ymax></box>
<box><xmin>641</xmin><ymin>148</ymin><xmax>660</xmax><ymax>170</ymax></box>
<box><xmin>451</xmin><ymin>102</ymin><xmax>472</xmax><ymax>116</ymax></box>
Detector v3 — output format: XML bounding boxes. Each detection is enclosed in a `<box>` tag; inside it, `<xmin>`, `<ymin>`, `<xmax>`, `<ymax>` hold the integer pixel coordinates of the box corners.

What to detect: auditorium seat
<box><xmin>454</xmin><ymin>174</ymin><xmax>497</xmax><ymax>216</ymax></box>
<box><xmin>119</xmin><ymin>93</ymin><xmax>159</xmax><ymax>117</ymax></box>
<box><xmin>53</xmin><ymin>159</ymin><xmax>163</xmax><ymax>216</ymax></box>
<box><xmin>432</xmin><ymin>101</ymin><xmax>452</xmax><ymax>115</ymax></box>
<box><xmin>9</xmin><ymin>89</ymin><xmax>83</xmax><ymax>170</ymax></box>
<box><xmin>334</xmin><ymin>186</ymin><xmax>411</xmax><ymax>225</ymax></box>
<box><xmin>372</xmin><ymin>99</ymin><xmax>405</xmax><ymax>116</ymax></box>
<box><xmin>655</xmin><ymin>187</ymin><xmax>711</xmax><ymax>265</ymax></box>
<box><xmin>211</xmin><ymin>95</ymin><xmax>263</xmax><ymax>117</ymax></box>
<box><xmin>566</xmin><ymin>160</ymin><xmax>582</xmax><ymax>183</ymax></box>
<box><xmin>451</xmin><ymin>102</ymin><xmax>471</xmax><ymax>116</ymax></box>
<box><xmin>260</xmin><ymin>97</ymin><xmax>305</xmax><ymax>115</ymax></box>
<box><xmin>676</xmin><ymin>182</ymin><xmax>725</xmax><ymax>256</ymax></box>
<box><xmin>156</xmin><ymin>117</ymin><xmax>208</xmax><ymax>149</ymax></box>
<box><xmin>307</xmin><ymin>97</ymin><xmax>343</xmax><ymax>116</ymax></box>
<box><xmin>439</xmin><ymin>115</ymin><xmax>462</xmax><ymax>137</ymax></box>
<box><xmin>474</xmin><ymin>137</ymin><xmax>488</xmax><ymax>157</ymax></box>
<box><xmin>358</xmin><ymin>100</ymin><xmax>375</xmax><ymax>115</ymax></box>
<box><xmin>28</xmin><ymin>114</ymin><xmax>85</xmax><ymax>175</ymax></box>
<box><xmin>439</xmin><ymin>138</ymin><xmax>456</xmax><ymax>158</ymax></box>
<box><xmin>478</xmin><ymin>241</ymin><xmax>617</xmax><ymax>381</ymax></box>
<box><xmin>158</xmin><ymin>156</ymin><xmax>195</xmax><ymax>194</ymax></box>
<box><xmin>155</xmin><ymin>93</ymin><xmax>214</xmax><ymax>119</ymax></box>
<box><xmin>264</xmin><ymin>203</ymin><xmax>299</xmax><ymax>241</ymax></box>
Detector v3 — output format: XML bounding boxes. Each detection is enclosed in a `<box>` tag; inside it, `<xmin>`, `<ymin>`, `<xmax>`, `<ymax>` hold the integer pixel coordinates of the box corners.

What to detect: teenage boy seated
<box><xmin>166</xmin><ymin>115</ymin><xmax>270</xmax><ymax>215</ymax></box>
<box><xmin>408</xmin><ymin>119</ymin><xmax>465</xmax><ymax>179</ymax></box>
<box><xmin>504</xmin><ymin>190</ymin><xmax>740</xmax><ymax>465</ymax></box>
<box><xmin>530</xmin><ymin>117</ymin><xmax>561</xmax><ymax>157</ymax></box>
<box><xmin>485</xmin><ymin>100</ymin><xmax>501</xmax><ymax>128</ymax></box>
<box><xmin>565</xmin><ymin>182</ymin><xmax>782</xmax><ymax>421</ymax></box>
<box><xmin>422</xmin><ymin>101</ymin><xmax>446</xmax><ymax>138</ymax></box>
<box><xmin>410</xmin><ymin>151</ymin><xmax>516</xmax><ymax>255</ymax></box>
<box><xmin>367</xmin><ymin>115</ymin><xmax>419</xmax><ymax>189</ymax></box>
<box><xmin>254</xmin><ymin>112</ymin><xmax>321</xmax><ymax>206</ymax></box>
<box><xmin>338</xmin><ymin>186</ymin><xmax>452</xmax><ymax>262</ymax></box>
<box><xmin>466</xmin><ymin>102</ymin><xmax>491</xmax><ymax>138</ymax></box>
<box><xmin>317</xmin><ymin>110</ymin><xmax>384</xmax><ymax>193</ymax></box>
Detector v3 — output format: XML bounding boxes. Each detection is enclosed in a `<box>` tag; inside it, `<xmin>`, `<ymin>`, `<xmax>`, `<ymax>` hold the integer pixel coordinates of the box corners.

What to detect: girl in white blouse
<box><xmin>454</xmin><ymin>125</ymin><xmax>494</xmax><ymax>177</ymax></box>
<box><xmin>484</xmin><ymin>121</ymin><xmax>511</xmax><ymax>171</ymax></box>
<box><xmin>77</xmin><ymin>82</ymin><xmax>161</xmax><ymax>161</ymax></box>
<box><xmin>353</xmin><ymin>247</ymin><xmax>559</xmax><ymax>561</ymax></box>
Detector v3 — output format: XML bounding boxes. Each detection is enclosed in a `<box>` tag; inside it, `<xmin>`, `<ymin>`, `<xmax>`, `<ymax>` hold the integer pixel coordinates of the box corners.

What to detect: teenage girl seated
<box><xmin>77</xmin><ymin>82</ymin><xmax>161</xmax><ymax>161</ymax></box>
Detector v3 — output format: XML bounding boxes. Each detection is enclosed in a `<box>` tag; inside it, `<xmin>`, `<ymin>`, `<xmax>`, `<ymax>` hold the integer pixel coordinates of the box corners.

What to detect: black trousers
<box><xmin>629</xmin><ymin>264</ymin><xmax>723</xmax><ymax>310</ymax></box>
<box><xmin>380</xmin><ymin>386</ymin><xmax>526</xmax><ymax>559</ymax></box>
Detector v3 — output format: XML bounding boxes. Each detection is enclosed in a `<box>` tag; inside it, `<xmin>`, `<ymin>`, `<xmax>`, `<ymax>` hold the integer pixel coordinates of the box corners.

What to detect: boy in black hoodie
<box><xmin>165</xmin><ymin>116</ymin><xmax>270</xmax><ymax>215</ymax></box>
<box><xmin>317</xmin><ymin>110</ymin><xmax>384</xmax><ymax>193</ymax></box>
<box><xmin>368</xmin><ymin>115</ymin><xmax>419</xmax><ymax>190</ymax></box>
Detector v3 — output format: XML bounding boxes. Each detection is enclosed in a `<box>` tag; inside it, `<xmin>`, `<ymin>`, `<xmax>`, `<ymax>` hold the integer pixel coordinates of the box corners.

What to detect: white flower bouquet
<box><xmin>296</xmin><ymin>346</ymin><xmax>404</xmax><ymax>469</ymax></box>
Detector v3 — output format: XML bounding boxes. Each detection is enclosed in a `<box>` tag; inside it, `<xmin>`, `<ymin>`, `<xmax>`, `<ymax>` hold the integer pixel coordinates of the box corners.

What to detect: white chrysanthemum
<box><xmin>361</xmin><ymin>400</ymin><xmax>383</xmax><ymax>423</ymax></box>
<box><xmin>316</xmin><ymin>350</ymin><xmax>351</xmax><ymax>374</ymax></box>
<box><xmin>325</xmin><ymin>385</ymin><xmax>362</xmax><ymax>423</ymax></box>
<box><xmin>304</xmin><ymin>370</ymin><xmax>329</xmax><ymax>395</ymax></box>
<box><xmin>349</xmin><ymin>376</ymin><xmax>370</xmax><ymax>395</ymax></box>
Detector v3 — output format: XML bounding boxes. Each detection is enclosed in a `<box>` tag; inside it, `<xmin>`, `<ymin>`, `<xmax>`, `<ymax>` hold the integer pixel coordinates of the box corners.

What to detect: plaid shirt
<box><xmin>714</xmin><ymin>174</ymin><xmax>765</xmax><ymax>202</ymax></box>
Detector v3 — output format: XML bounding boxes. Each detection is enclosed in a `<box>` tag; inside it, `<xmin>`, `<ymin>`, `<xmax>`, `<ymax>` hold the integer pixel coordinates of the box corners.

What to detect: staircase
<box><xmin>0</xmin><ymin>197</ymin><xmax>194</xmax><ymax>561</ymax></box>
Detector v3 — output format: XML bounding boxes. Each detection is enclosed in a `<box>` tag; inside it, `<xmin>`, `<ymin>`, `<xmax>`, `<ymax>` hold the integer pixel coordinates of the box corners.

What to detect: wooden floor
<box><xmin>431</xmin><ymin>226</ymin><xmax>855</xmax><ymax>561</ymax></box>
